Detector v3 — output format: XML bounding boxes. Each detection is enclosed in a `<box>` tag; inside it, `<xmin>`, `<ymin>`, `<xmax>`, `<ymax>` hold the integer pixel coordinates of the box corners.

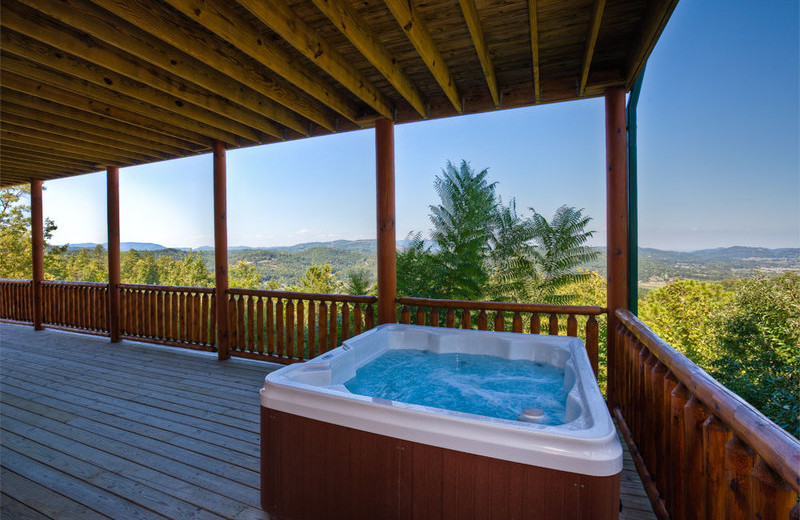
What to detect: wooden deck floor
<box><xmin>0</xmin><ymin>323</ymin><xmax>655</xmax><ymax>520</ymax></box>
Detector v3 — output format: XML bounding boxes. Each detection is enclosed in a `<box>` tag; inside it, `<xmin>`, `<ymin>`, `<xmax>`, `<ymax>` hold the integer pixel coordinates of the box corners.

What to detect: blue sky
<box><xmin>41</xmin><ymin>0</ymin><xmax>799</xmax><ymax>251</ymax></box>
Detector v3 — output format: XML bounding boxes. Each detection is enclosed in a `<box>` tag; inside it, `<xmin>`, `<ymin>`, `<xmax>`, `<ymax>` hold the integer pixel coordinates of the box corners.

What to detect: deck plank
<box><xmin>1</xmin><ymin>322</ymin><xmax>655</xmax><ymax>520</ymax></box>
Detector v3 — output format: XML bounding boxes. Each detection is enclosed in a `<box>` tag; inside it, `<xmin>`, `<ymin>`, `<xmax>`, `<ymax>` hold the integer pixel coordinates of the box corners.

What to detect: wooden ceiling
<box><xmin>0</xmin><ymin>0</ymin><xmax>678</xmax><ymax>187</ymax></box>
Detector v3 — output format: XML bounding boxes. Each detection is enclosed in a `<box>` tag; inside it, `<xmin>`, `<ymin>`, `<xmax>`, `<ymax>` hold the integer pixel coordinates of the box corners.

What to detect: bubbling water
<box><xmin>343</xmin><ymin>348</ymin><xmax>568</xmax><ymax>424</ymax></box>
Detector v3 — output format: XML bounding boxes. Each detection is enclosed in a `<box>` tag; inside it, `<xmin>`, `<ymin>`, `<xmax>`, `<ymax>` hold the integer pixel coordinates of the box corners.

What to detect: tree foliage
<box><xmin>640</xmin><ymin>274</ymin><xmax>799</xmax><ymax>437</ymax></box>
<box><xmin>397</xmin><ymin>160</ymin><xmax>599</xmax><ymax>304</ymax></box>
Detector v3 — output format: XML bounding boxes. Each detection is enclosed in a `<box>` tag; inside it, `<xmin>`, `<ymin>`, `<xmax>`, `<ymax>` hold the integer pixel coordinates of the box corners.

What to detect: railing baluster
<box><xmin>353</xmin><ymin>303</ymin><xmax>362</xmax><ymax>335</ymax></box>
<box><xmin>493</xmin><ymin>311</ymin><xmax>504</xmax><ymax>332</ymax></box>
<box><xmin>461</xmin><ymin>308</ymin><xmax>470</xmax><ymax>329</ymax></box>
<box><xmin>247</xmin><ymin>295</ymin><xmax>256</xmax><ymax>352</ymax></box>
<box><xmin>703</xmin><ymin>415</ymin><xmax>731</xmax><ymax>519</ymax></box>
<box><xmin>296</xmin><ymin>300</ymin><xmax>305</xmax><ymax>359</ymax></box>
<box><xmin>341</xmin><ymin>302</ymin><xmax>349</xmax><ymax>341</ymax></box>
<box><xmin>669</xmin><ymin>382</ymin><xmax>690</xmax><ymax>520</ymax></box>
<box><xmin>429</xmin><ymin>307</ymin><xmax>438</xmax><ymax>327</ymax></box>
<box><xmin>276</xmin><ymin>298</ymin><xmax>284</xmax><ymax>357</ymax></box>
<box><xmin>401</xmin><ymin>305</ymin><xmax>410</xmax><ymax>324</ymax></box>
<box><xmin>684</xmin><ymin>396</ymin><xmax>709</xmax><ymax>520</ymax></box>
<box><xmin>308</xmin><ymin>300</ymin><xmax>316</xmax><ymax>358</ymax></box>
<box><xmin>477</xmin><ymin>309</ymin><xmax>488</xmax><ymax>330</ymax></box>
<box><xmin>566</xmin><ymin>314</ymin><xmax>577</xmax><ymax>336</ymax></box>
<box><xmin>445</xmin><ymin>308</ymin><xmax>455</xmax><ymax>328</ymax></box>
<box><xmin>318</xmin><ymin>302</ymin><xmax>328</xmax><ymax>353</ymax></box>
<box><xmin>512</xmin><ymin>311</ymin><xmax>522</xmax><ymax>333</ymax></box>
<box><xmin>256</xmin><ymin>296</ymin><xmax>264</xmax><ymax>354</ymax></box>
<box><xmin>530</xmin><ymin>312</ymin><xmax>540</xmax><ymax>334</ymax></box>
<box><xmin>285</xmin><ymin>299</ymin><xmax>295</xmax><ymax>358</ymax></box>
<box><xmin>724</xmin><ymin>435</ymin><xmax>755</xmax><ymax>519</ymax></box>
<box><xmin>266</xmin><ymin>297</ymin><xmax>275</xmax><ymax>355</ymax></box>
<box><xmin>329</xmin><ymin>302</ymin><xmax>337</xmax><ymax>349</ymax></box>
<box><xmin>364</xmin><ymin>303</ymin><xmax>374</xmax><ymax>329</ymax></box>
<box><xmin>548</xmin><ymin>313</ymin><xmax>558</xmax><ymax>335</ymax></box>
<box><xmin>415</xmin><ymin>306</ymin><xmax>425</xmax><ymax>326</ymax></box>
<box><xmin>750</xmin><ymin>457</ymin><xmax>796</xmax><ymax>519</ymax></box>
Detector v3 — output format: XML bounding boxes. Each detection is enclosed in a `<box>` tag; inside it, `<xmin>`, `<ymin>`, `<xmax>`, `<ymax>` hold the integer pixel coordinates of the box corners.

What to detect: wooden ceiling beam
<box><xmin>162</xmin><ymin>0</ymin><xmax>363</xmax><ymax>125</ymax></box>
<box><xmin>0</xmin><ymin>57</ymin><xmax>227</xmax><ymax>148</ymax></box>
<box><xmin>1</xmin><ymin>125</ymin><xmax>148</xmax><ymax>164</ymax></box>
<box><xmin>0</xmin><ymin>110</ymin><xmax>168</xmax><ymax>161</ymax></box>
<box><xmin>308</xmin><ymin>0</ymin><xmax>427</xmax><ymax>117</ymax></box>
<box><xmin>625</xmin><ymin>0</ymin><xmax>679</xmax><ymax>87</ymax></box>
<box><xmin>384</xmin><ymin>0</ymin><xmax>462</xmax><ymax>113</ymax></box>
<box><xmin>235</xmin><ymin>0</ymin><xmax>394</xmax><ymax>120</ymax></box>
<box><xmin>0</xmin><ymin>135</ymin><xmax>122</xmax><ymax>166</ymax></box>
<box><xmin>1</xmin><ymin>149</ymin><xmax>103</xmax><ymax>171</ymax></box>
<box><xmin>8</xmin><ymin>0</ymin><xmax>287</xmax><ymax>140</ymax></box>
<box><xmin>81</xmin><ymin>0</ymin><xmax>331</xmax><ymax>133</ymax></box>
<box><xmin>0</xmin><ymin>13</ymin><xmax>269</xmax><ymax>144</ymax></box>
<box><xmin>578</xmin><ymin>0</ymin><xmax>606</xmax><ymax>96</ymax></box>
<box><xmin>528</xmin><ymin>0</ymin><xmax>541</xmax><ymax>103</ymax></box>
<box><xmin>457</xmin><ymin>0</ymin><xmax>499</xmax><ymax>108</ymax></box>
<box><xmin>1</xmin><ymin>157</ymin><xmax>94</xmax><ymax>176</ymax></box>
<box><xmin>0</xmin><ymin>88</ymin><xmax>200</xmax><ymax>154</ymax></box>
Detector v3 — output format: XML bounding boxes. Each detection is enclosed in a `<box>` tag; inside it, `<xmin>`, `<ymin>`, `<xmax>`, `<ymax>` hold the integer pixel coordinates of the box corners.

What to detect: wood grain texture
<box><xmin>1</xmin><ymin>322</ymin><xmax>278</xmax><ymax>520</ymax></box>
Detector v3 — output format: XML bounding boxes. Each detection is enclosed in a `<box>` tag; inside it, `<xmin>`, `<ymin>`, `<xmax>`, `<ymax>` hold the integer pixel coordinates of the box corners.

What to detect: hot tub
<box><xmin>260</xmin><ymin>324</ymin><xmax>622</xmax><ymax>520</ymax></box>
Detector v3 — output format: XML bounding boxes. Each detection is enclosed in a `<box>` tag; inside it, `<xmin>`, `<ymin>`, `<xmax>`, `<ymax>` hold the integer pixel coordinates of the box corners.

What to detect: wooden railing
<box><xmin>396</xmin><ymin>296</ymin><xmax>605</xmax><ymax>376</ymax></box>
<box><xmin>227</xmin><ymin>289</ymin><xmax>377</xmax><ymax>363</ymax></box>
<box><xmin>119</xmin><ymin>284</ymin><xmax>216</xmax><ymax>351</ymax></box>
<box><xmin>42</xmin><ymin>280</ymin><xmax>108</xmax><ymax>334</ymax></box>
<box><xmin>614</xmin><ymin>309</ymin><xmax>799</xmax><ymax>520</ymax></box>
<box><xmin>0</xmin><ymin>279</ymin><xmax>32</xmax><ymax>323</ymax></box>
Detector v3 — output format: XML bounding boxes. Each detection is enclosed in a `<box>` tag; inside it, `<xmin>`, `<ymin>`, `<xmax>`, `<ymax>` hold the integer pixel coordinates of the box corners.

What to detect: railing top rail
<box><xmin>396</xmin><ymin>296</ymin><xmax>606</xmax><ymax>316</ymax></box>
<box><xmin>119</xmin><ymin>283</ymin><xmax>215</xmax><ymax>294</ymax></box>
<box><xmin>617</xmin><ymin>308</ymin><xmax>800</xmax><ymax>493</ymax></box>
<box><xmin>41</xmin><ymin>280</ymin><xmax>108</xmax><ymax>288</ymax></box>
<box><xmin>227</xmin><ymin>288</ymin><xmax>378</xmax><ymax>304</ymax></box>
<box><xmin>0</xmin><ymin>278</ymin><xmax>32</xmax><ymax>284</ymax></box>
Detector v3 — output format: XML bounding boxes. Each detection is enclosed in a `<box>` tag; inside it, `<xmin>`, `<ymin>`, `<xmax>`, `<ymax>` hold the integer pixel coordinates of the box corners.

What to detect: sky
<box><xmin>38</xmin><ymin>0</ymin><xmax>799</xmax><ymax>251</ymax></box>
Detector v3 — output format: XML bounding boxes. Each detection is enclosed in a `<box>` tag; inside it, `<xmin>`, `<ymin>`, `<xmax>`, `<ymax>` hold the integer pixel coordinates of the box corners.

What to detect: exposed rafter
<box><xmin>235</xmin><ymin>0</ymin><xmax>394</xmax><ymax>120</ymax></box>
<box><xmin>0</xmin><ymin>98</ymin><xmax>191</xmax><ymax>156</ymax></box>
<box><xmin>528</xmin><ymin>0</ymin><xmax>541</xmax><ymax>103</ymax></box>
<box><xmin>458</xmin><ymin>0</ymin><xmax>499</xmax><ymax>108</ymax></box>
<box><xmin>162</xmin><ymin>0</ymin><xmax>364</xmax><ymax>125</ymax></box>
<box><xmin>579</xmin><ymin>0</ymin><xmax>607</xmax><ymax>96</ymax></box>
<box><xmin>384</xmin><ymin>0</ymin><xmax>462</xmax><ymax>113</ymax></box>
<box><xmin>0</xmin><ymin>71</ymin><xmax>212</xmax><ymax>147</ymax></box>
<box><xmin>0</xmin><ymin>110</ymin><xmax>169</xmax><ymax>160</ymax></box>
<box><xmin>82</xmin><ymin>0</ymin><xmax>330</xmax><ymax>134</ymax></box>
<box><xmin>6</xmin><ymin>0</ymin><xmax>287</xmax><ymax>140</ymax></box>
<box><xmin>309</xmin><ymin>0</ymin><xmax>427</xmax><ymax>117</ymax></box>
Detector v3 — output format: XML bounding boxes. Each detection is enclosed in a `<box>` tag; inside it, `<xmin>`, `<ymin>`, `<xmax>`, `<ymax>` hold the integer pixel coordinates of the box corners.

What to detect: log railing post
<box><xmin>605</xmin><ymin>86</ymin><xmax>629</xmax><ymax>406</ymax></box>
<box><xmin>31</xmin><ymin>178</ymin><xmax>44</xmax><ymax>330</ymax></box>
<box><xmin>375</xmin><ymin>118</ymin><xmax>397</xmax><ymax>324</ymax></box>
<box><xmin>213</xmin><ymin>140</ymin><xmax>230</xmax><ymax>360</ymax></box>
<box><xmin>107</xmin><ymin>166</ymin><xmax>121</xmax><ymax>342</ymax></box>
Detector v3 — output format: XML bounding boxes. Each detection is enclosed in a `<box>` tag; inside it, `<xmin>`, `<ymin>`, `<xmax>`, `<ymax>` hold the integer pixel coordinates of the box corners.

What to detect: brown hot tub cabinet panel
<box><xmin>261</xmin><ymin>408</ymin><xmax>621</xmax><ymax>520</ymax></box>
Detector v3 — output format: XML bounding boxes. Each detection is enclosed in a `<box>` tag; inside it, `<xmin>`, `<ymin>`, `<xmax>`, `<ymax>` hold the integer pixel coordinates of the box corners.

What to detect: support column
<box><xmin>375</xmin><ymin>118</ymin><xmax>397</xmax><ymax>324</ymax></box>
<box><xmin>31</xmin><ymin>179</ymin><xmax>44</xmax><ymax>330</ymax></box>
<box><xmin>107</xmin><ymin>166</ymin><xmax>121</xmax><ymax>342</ymax></box>
<box><xmin>605</xmin><ymin>86</ymin><xmax>629</xmax><ymax>406</ymax></box>
<box><xmin>213</xmin><ymin>140</ymin><xmax>230</xmax><ymax>360</ymax></box>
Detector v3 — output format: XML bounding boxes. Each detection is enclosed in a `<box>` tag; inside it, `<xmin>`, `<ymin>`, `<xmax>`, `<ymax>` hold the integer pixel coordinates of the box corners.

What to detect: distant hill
<box><xmin>63</xmin><ymin>240</ymin><xmax>798</xmax><ymax>286</ymax></box>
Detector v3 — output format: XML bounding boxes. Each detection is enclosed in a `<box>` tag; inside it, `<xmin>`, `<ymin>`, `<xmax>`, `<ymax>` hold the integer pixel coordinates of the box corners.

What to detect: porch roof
<box><xmin>0</xmin><ymin>0</ymin><xmax>677</xmax><ymax>187</ymax></box>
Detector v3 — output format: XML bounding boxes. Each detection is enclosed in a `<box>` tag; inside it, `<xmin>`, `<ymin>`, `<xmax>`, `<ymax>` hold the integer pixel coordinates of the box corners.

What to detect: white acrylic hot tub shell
<box><xmin>260</xmin><ymin>324</ymin><xmax>622</xmax><ymax>477</ymax></box>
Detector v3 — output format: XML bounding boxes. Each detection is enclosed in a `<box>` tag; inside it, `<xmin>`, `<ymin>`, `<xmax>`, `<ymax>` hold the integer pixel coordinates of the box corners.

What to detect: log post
<box><xmin>31</xmin><ymin>178</ymin><xmax>44</xmax><ymax>330</ymax></box>
<box><xmin>213</xmin><ymin>140</ymin><xmax>230</xmax><ymax>360</ymax></box>
<box><xmin>375</xmin><ymin>118</ymin><xmax>397</xmax><ymax>324</ymax></box>
<box><xmin>605</xmin><ymin>86</ymin><xmax>629</xmax><ymax>406</ymax></box>
<box><xmin>107</xmin><ymin>166</ymin><xmax>121</xmax><ymax>342</ymax></box>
